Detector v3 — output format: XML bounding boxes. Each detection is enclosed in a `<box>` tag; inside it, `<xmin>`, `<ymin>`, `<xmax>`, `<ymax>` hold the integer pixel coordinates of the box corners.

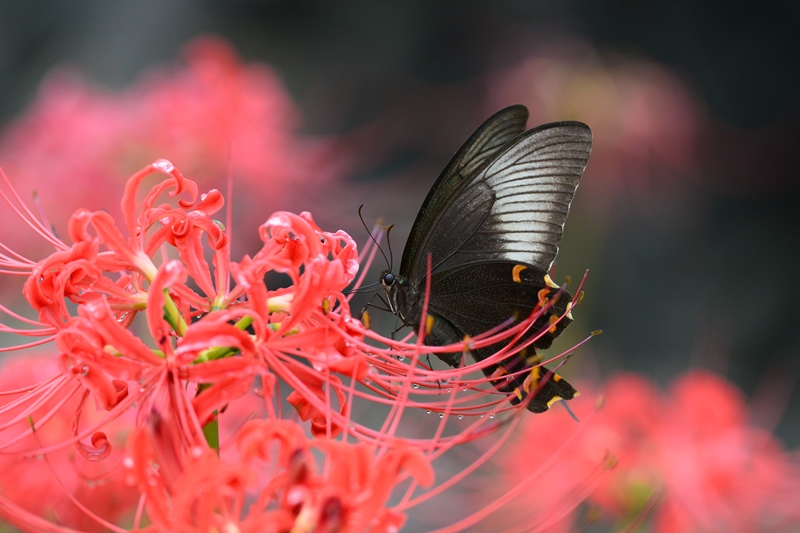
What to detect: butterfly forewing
<box><xmin>400</xmin><ymin>105</ymin><xmax>529</xmax><ymax>279</ymax></box>
<box><xmin>406</xmin><ymin>121</ymin><xmax>592</xmax><ymax>283</ymax></box>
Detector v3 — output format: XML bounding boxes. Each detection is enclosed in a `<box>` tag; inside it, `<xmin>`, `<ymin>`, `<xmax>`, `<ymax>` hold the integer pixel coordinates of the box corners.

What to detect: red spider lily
<box><xmin>0</xmin><ymin>160</ymin><xmax>586</xmax><ymax>531</ymax></box>
<box><xmin>0</xmin><ymin>352</ymin><xmax>139</xmax><ymax>532</ymax></box>
<box><xmin>0</xmin><ymin>36</ymin><xmax>344</xmax><ymax>258</ymax></box>
<box><xmin>488</xmin><ymin>371</ymin><xmax>800</xmax><ymax>532</ymax></box>
<box><xmin>122</xmin><ymin>414</ymin><xmax>434</xmax><ymax>533</ymax></box>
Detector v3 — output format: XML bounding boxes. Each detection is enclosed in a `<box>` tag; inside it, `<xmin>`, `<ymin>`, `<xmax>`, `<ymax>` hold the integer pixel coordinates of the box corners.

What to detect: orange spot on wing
<box><xmin>512</xmin><ymin>264</ymin><xmax>527</xmax><ymax>283</ymax></box>
<box><xmin>537</xmin><ymin>288</ymin><xmax>550</xmax><ymax>307</ymax></box>
<box><xmin>548</xmin><ymin>315</ymin><xmax>559</xmax><ymax>333</ymax></box>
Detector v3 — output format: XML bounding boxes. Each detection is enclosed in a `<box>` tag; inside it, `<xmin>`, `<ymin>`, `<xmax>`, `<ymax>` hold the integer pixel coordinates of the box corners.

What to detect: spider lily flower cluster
<box><xmin>0</xmin><ymin>160</ymin><xmax>581</xmax><ymax>531</ymax></box>
<box><xmin>489</xmin><ymin>372</ymin><xmax>800</xmax><ymax>532</ymax></box>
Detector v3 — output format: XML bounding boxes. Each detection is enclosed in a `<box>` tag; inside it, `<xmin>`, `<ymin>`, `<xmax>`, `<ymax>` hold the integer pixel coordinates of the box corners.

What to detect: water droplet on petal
<box><xmin>438</xmin><ymin>413</ymin><xmax>444</xmax><ymax>419</ymax></box>
<box><xmin>458</xmin><ymin>415</ymin><xmax>463</xmax><ymax>420</ymax></box>
<box><xmin>412</xmin><ymin>383</ymin><xmax>420</xmax><ymax>389</ymax></box>
<box><xmin>426</xmin><ymin>410</ymin><xmax>432</xmax><ymax>415</ymax></box>
<box><xmin>152</xmin><ymin>159</ymin><xmax>174</xmax><ymax>173</ymax></box>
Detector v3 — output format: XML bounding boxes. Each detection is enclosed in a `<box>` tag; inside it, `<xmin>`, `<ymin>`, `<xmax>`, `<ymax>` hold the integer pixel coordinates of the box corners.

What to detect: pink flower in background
<box><xmin>0</xmin><ymin>36</ymin><xmax>343</xmax><ymax>257</ymax></box>
<box><xmin>486</xmin><ymin>39</ymin><xmax>705</xmax><ymax>203</ymax></box>
<box><xmin>490</xmin><ymin>371</ymin><xmax>800</xmax><ymax>532</ymax></box>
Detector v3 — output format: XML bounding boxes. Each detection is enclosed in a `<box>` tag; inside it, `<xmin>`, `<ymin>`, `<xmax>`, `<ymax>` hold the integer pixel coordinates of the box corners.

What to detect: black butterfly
<box><xmin>380</xmin><ymin>105</ymin><xmax>592</xmax><ymax>413</ymax></box>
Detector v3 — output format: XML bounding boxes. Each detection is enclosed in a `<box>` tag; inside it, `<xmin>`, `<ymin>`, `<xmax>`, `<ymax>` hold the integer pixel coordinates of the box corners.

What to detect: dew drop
<box><xmin>438</xmin><ymin>413</ymin><xmax>444</xmax><ymax>419</ymax></box>
<box><xmin>397</xmin><ymin>355</ymin><xmax>405</xmax><ymax>362</ymax></box>
<box><xmin>489</xmin><ymin>413</ymin><xmax>495</xmax><ymax>419</ymax></box>
<box><xmin>412</xmin><ymin>383</ymin><xmax>420</xmax><ymax>389</ymax></box>
<box><xmin>458</xmin><ymin>415</ymin><xmax>463</xmax><ymax>420</ymax></box>
<box><xmin>152</xmin><ymin>159</ymin><xmax>174</xmax><ymax>173</ymax></box>
<box><xmin>425</xmin><ymin>410</ymin><xmax>432</xmax><ymax>415</ymax></box>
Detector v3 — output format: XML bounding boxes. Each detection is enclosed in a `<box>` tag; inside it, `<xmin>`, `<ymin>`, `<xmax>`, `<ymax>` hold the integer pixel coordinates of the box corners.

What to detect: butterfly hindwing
<box><xmin>423</xmin><ymin>261</ymin><xmax>577</xmax><ymax>412</ymax></box>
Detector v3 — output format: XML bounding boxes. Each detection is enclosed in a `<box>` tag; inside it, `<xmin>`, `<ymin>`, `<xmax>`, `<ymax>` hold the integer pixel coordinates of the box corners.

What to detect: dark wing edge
<box><xmin>399</xmin><ymin>105</ymin><xmax>529</xmax><ymax>277</ymax></box>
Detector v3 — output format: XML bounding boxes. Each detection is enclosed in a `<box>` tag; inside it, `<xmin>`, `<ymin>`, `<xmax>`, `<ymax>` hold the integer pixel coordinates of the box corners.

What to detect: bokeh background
<box><xmin>1</xmin><ymin>1</ymin><xmax>798</xmax><ymax>528</ymax></box>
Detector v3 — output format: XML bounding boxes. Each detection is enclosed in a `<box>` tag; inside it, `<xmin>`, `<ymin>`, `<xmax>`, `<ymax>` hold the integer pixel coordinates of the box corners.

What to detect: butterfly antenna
<box><xmin>358</xmin><ymin>205</ymin><xmax>392</xmax><ymax>270</ymax></box>
<box><xmin>386</xmin><ymin>224</ymin><xmax>395</xmax><ymax>270</ymax></box>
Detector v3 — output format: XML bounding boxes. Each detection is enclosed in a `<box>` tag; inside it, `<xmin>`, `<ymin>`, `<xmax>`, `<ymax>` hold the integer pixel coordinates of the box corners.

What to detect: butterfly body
<box><xmin>381</xmin><ymin>105</ymin><xmax>592</xmax><ymax>413</ymax></box>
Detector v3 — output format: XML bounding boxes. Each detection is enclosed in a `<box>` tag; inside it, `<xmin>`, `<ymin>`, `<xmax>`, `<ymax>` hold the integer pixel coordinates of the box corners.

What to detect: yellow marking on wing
<box><xmin>523</xmin><ymin>367</ymin><xmax>541</xmax><ymax>393</ymax></box>
<box><xmin>546</xmin><ymin>395</ymin><xmax>564</xmax><ymax>408</ymax></box>
<box><xmin>362</xmin><ymin>310</ymin><xmax>371</xmax><ymax>329</ymax></box>
<box><xmin>524</xmin><ymin>352</ymin><xmax>542</xmax><ymax>365</ymax></box>
<box><xmin>425</xmin><ymin>315</ymin><xmax>435</xmax><ymax>335</ymax></box>
<box><xmin>544</xmin><ymin>273</ymin><xmax>559</xmax><ymax>288</ymax></box>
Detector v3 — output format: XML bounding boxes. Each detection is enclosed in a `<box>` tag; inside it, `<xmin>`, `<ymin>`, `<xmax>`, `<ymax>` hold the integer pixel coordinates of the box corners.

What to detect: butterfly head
<box><xmin>380</xmin><ymin>270</ymin><xmax>417</xmax><ymax>323</ymax></box>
